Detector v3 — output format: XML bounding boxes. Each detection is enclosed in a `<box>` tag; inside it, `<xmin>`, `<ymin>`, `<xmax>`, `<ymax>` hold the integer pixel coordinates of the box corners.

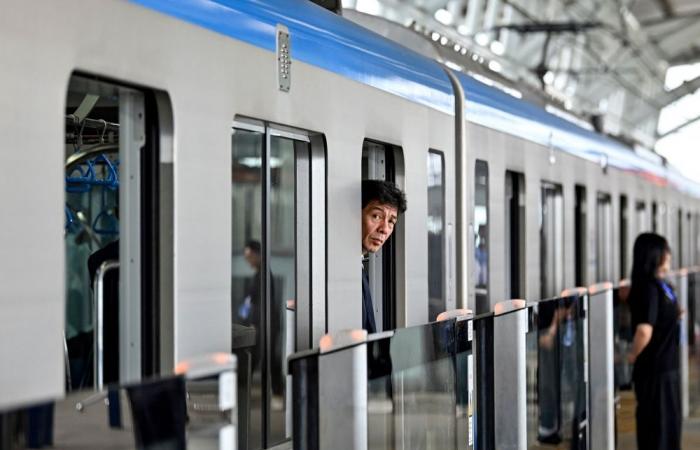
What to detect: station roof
<box><xmin>341</xmin><ymin>0</ymin><xmax>700</xmax><ymax>152</ymax></box>
<box><xmin>629</xmin><ymin>0</ymin><xmax>700</xmax><ymax>67</ymax></box>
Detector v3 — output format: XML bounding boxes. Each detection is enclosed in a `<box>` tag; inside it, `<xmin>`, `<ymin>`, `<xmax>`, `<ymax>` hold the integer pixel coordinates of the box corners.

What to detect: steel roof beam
<box><xmin>654</xmin><ymin>0</ymin><xmax>675</xmax><ymax>18</ymax></box>
<box><xmin>669</xmin><ymin>46</ymin><xmax>700</xmax><ymax>65</ymax></box>
<box><xmin>641</xmin><ymin>9</ymin><xmax>700</xmax><ymax>27</ymax></box>
<box><xmin>655</xmin><ymin>20</ymin><xmax>700</xmax><ymax>49</ymax></box>
<box><xmin>657</xmin><ymin>113</ymin><xmax>700</xmax><ymax>139</ymax></box>
<box><xmin>629</xmin><ymin>74</ymin><xmax>700</xmax><ymax>122</ymax></box>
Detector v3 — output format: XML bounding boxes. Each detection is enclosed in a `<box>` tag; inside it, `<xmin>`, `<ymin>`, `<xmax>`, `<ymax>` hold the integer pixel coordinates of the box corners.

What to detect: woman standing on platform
<box><xmin>628</xmin><ymin>232</ymin><xmax>682</xmax><ymax>450</ymax></box>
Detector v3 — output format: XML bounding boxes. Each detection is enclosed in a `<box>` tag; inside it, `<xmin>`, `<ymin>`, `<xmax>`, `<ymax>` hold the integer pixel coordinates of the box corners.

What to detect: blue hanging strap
<box><xmin>65</xmin><ymin>154</ymin><xmax>119</xmax><ymax>192</ymax></box>
<box><xmin>92</xmin><ymin>209</ymin><xmax>119</xmax><ymax>235</ymax></box>
<box><xmin>64</xmin><ymin>205</ymin><xmax>83</xmax><ymax>234</ymax></box>
<box><xmin>65</xmin><ymin>206</ymin><xmax>75</xmax><ymax>232</ymax></box>
<box><xmin>91</xmin><ymin>154</ymin><xmax>119</xmax><ymax>190</ymax></box>
<box><xmin>66</xmin><ymin>161</ymin><xmax>96</xmax><ymax>193</ymax></box>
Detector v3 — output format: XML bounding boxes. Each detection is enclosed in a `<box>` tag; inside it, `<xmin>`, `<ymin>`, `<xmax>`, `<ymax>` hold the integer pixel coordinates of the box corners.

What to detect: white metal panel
<box><xmin>0</xmin><ymin>2</ymin><xmax>71</xmax><ymax>409</ymax></box>
<box><xmin>119</xmin><ymin>90</ymin><xmax>145</xmax><ymax>383</ymax></box>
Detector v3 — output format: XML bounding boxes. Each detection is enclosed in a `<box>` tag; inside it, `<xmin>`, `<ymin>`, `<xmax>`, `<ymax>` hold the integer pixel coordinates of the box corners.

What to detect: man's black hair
<box><xmin>362</xmin><ymin>179</ymin><xmax>407</xmax><ymax>213</ymax></box>
<box><xmin>245</xmin><ymin>240</ymin><xmax>261</xmax><ymax>255</ymax></box>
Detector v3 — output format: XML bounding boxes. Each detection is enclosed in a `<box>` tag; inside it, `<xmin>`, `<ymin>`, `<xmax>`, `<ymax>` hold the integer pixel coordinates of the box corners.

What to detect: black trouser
<box><xmin>634</xmin><ymin>369</ymin><xmax>682</xmax><ymax>450</ymax></box>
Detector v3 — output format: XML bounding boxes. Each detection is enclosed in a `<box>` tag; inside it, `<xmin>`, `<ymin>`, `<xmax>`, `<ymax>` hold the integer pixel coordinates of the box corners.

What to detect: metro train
<box><xmin>1</xmin><ymin>0</ymin><xmax>699</xmax><ymax>449</ymax></box>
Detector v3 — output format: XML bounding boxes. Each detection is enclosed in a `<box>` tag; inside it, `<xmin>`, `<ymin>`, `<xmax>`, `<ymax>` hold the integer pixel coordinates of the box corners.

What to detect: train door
<box><xmin>474</xmin><ymin>160</ymin><xmax>489</xmax><ymax>313</ymax></box>
<box><xmin>231</xmin><ymin>119</ymin><xmax>325</xmax><ymax>449</ymax></box>
<box><xmin>427</xmin><ymin>150</ymin><xmax>446</xmax><ymax>321</ymax></box>
<box><xmin>540</xmin><ymin>182</ymin><xmax>564</xmax><ymax>299</ymax></box>
<box><xmin>596</xmin><ymin>193</ymin><xmax>613</xmax><ymax>282</ymax></box>
<box><xmin>636</xmin><ymin>201</ymin><xmax>647</xmax><ymax>236</ymax></box>
<box><xmin>362</xmin><ymin>140</ymin><xmax>404</xmax><ymax>331</ymax></box>
<box><xmin>505</xmin><ymin>171</ymin><xmax>525</xmax><ymax>299</ymax></box>
<box><xmin>660</xmin><ymin>203</ymin><xmax>668</xmax><ymax>240</ymax></box>
<box><xmin>574</xmin><ymin>185</ymin><xmax>587</xmax><ymax>287</ymax></box>
<box><xmin>620</xmin><ymin>195</ymin><xmax>629</xmax><ymax>279</ymax></box>
<box><xmin>64</xmin><ymin>74</ymin><xmax>168</xmax><ymax>394</ymax></box>
<box><xmin>652</xmin><ymin>201</ymin><xmax>658</xmax><ymax>233</ymax></box>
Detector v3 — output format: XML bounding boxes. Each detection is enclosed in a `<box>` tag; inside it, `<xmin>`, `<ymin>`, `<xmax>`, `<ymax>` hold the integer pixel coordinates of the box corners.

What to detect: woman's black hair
<box><xmin>630</xmin><ymin>232</ymin><xmax>670</xmax><ymax>285</ymax></box>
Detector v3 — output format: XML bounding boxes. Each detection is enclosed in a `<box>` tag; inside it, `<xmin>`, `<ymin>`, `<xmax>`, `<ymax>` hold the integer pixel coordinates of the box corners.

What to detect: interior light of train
<box><xmin>489</xmin><ymin>40</ymin><xmax>505</xmax><ymax>56</ymax></box>
<box><xmin>445</xmin><ymin>61</ymin><xmax>463</xmax><ymax>72</ymax></box>
<box><xmin>239</xmin><ymin>156</ymin><xmax>283</xmax><ymax>168</ymax></box>
<box><xmin>475</xmin><ymin>32</ymin><xmax>490</xmax><ymax>46</ymax></box>
<box><xmin>543</xmin><ymin>70</ymin><xmax>555</xmax><ymax>85</ymax></box>
<box><xmin>434</xmin><ymin>8</ymin><xmax>452</xmax><ymax>26</ymax></box>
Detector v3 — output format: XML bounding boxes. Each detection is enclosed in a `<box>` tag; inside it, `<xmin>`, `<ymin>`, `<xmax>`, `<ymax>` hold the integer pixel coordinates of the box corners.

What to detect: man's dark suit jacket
<box><xmin>362</xmin><ymin>268</ymin><xmax>377</xmax><ymax>334</ymax></box>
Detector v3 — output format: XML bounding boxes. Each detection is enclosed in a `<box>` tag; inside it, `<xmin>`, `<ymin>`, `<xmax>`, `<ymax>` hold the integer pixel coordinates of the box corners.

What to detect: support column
<box><xmin>588</xmin><ymin>283</ymin><xmax>614</xmax><ymax>450</ymax></box>
<box><xmin>493</xmin><ymin>300</ymin><xmax>528</xmax><ymax>449</ymax></box>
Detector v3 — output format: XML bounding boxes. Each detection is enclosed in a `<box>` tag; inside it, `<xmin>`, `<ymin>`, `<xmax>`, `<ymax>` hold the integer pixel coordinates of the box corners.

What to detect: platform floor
<box><xmin>616</xmin><ymin>390</ymin><xmax>700</xmax><ymax>449</ymax></box>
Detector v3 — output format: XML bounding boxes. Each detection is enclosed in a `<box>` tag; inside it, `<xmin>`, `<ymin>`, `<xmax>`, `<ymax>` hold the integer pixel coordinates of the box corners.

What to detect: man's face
<box><xmin>362</xmin><ymin>200</ymin><xmax>398</xmax><ymax>254</ymax></box>
<box><xmin>244</xmin><ymin>247</ymin><xmax>261</xmax><ymax>269</ymax></box>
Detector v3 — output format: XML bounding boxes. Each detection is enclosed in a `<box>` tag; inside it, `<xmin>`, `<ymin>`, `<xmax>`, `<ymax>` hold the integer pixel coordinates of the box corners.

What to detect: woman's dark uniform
<box><xmin>630</xmin><ymin>279</ymin><xmax>681</xmax><ymax>450</ymax></box>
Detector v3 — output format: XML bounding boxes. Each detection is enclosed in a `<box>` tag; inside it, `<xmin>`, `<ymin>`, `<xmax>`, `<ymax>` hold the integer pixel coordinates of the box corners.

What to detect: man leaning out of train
<box><xmin>360</xmin><ymin>180</ymin><xmax>406</xmax><ymax>334</ymax></box>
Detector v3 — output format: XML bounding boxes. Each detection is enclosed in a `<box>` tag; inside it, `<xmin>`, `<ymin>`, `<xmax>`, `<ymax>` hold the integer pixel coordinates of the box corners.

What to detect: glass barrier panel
<box><xmin>612</xmin><ymin>286</ymin><xmax>635</xmax><ymax>445</ymax></box>
<box><xmin>530</xmin><ymin>294</ymin><xmax>588</xmax><ymax>448</ymax></box>
<box><xmin>0</xmin><ymin>373</ymin><xmax>235</xmax><ymax>450</ymax></box>
<box><xmin>689</xmin><ymin>272</ymin><xmax>700</xmax><ymax>417</ymax></box>
<box><xmin>525</xmin><ymin>306</ymin><xmax>538</xmax><ymax>449</ymax></box>
<box><xmin>289</xmin><ymin>349</ymin><xmax>320</xmax><ymax>450</ymax></box>
<box><xmin>472</xmin><ymin>314</ymin><xmax>494</xmax><ymax>450</ymax></box>
<box><xmin>559</xmin><ymin>294</ymin><xmax>587</xmax><ymax>447</ymax></box>
<box><xmin>455</xmin><ymin>318</ymin><xmax>474</xmax><ymax>450</ymax></box>
<box><xmin>367</xmin><ymin>320</ymin><xmax>457</xmax><ymax>450</ymax></box>
<box><xmin>535</xmin><ymin>298</ymin><xmax>561</xmax><ymax>446</ymax></box>
<box><xmin>613</xmin><ymin>287</ymin><xmax>634</xmax><ymax>390</ymax></box>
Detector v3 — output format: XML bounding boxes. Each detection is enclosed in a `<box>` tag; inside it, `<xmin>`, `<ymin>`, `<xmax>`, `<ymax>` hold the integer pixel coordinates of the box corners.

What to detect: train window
<box><xmin>574</xmin><ymin>185</ymin><xmax>587</xmax><ymax>286</ymax></box>
<box><xmin>596</xmin><ymin>193</ymin><xmax>613</xmax><ymax>282</ymax></box>
<box><xmin>652</xmin><ymin>201</ymin><xmax>658</xmax><ymax>232</ymax></box>
<box><xmin>687</xmin><ymin>212</ymin><xmax>694</xmax><ymax>266</ymax></box>
<box><xmin>660</xmin><ymin>203</ymin><xmax>668</xmax><ymax>237</ymax></box>
<box><xmin>506</xmin><ymin>171</ymin><xmax>525</xmax><ymax>299</ymax></box>
<box><xmin>620</xmin><ymin>195</ymin><xmax>629</xmax><ymax>279</ymax></box>
<box><xmin>474</xmin><ymin>160</ymin><xmax>489</xmax><ymax>313</ymax></box>
<box><xmin>232</xmin><ymin>120</ymin><xmax>326</xmax><ymax>448</ymax></box>
<box><xmin>636</xmin><ymin>200</ymin><xmax>647</xmax><ymax>236</ymax></box>
<box><xmin>696</xmin><ymin>213</ymin><xmax>700</xmax><ymax>265</ymax></box>
<box><xmin>540</xmin><ymin>182</ymin><xmax>564</xmax><ymax>299</ymax></box>
<box><xmin>427</xmin><ymin>150</ymin><xmax>445</xmax><ymax>321</ymax></box>
<box><xmin>361</xmin><ymin>140</ymin><xmax>405</xmax><ymax>331</ymax></box>
<box><xmin>678</xmin><ymin>208</ymin><xmax>684</xmax><ymax>268</ymax></box>
<box><xmin>64</xmin><ymin>74</ymin><xmax>169</xmax><ymax>396</ymax></box>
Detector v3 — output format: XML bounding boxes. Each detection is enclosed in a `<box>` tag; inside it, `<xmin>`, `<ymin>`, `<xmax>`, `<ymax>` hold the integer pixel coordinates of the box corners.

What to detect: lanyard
<box><xmin>658</xmin><ymin>280</ymin><xmax>677</xmax><ymax>303</ymax></box>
